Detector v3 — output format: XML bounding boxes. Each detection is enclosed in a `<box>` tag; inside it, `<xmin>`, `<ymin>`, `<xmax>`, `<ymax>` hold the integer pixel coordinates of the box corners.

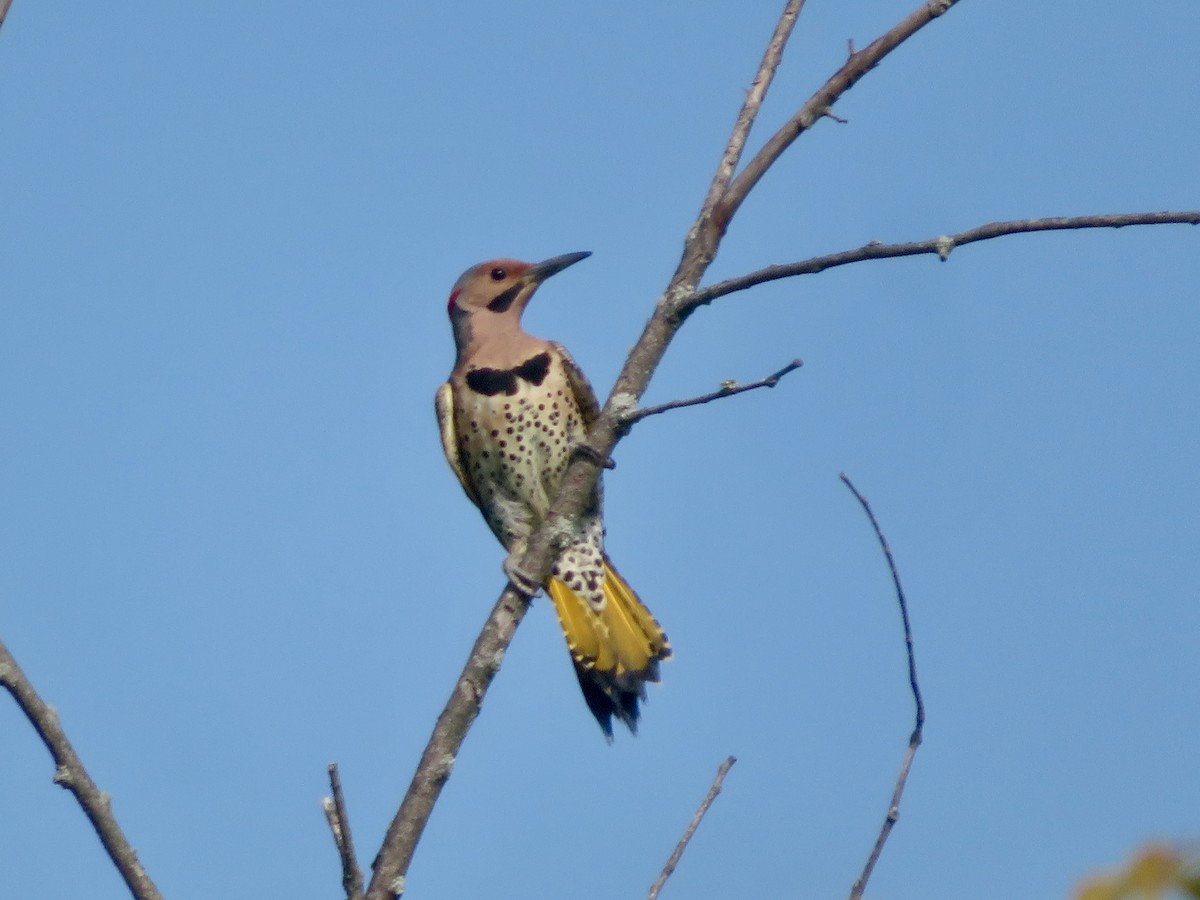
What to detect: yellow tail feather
<box><xmin>546</xmin><ymin>557</ymin><xmax>671</xmax><ymax>736</ymax></box>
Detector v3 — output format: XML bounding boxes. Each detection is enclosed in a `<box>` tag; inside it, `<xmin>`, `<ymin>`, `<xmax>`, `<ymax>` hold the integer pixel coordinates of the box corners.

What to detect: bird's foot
<box><xmin>571</xmin><ymin>442</ymin><xmax>615</xmax><ymax>470</ymax></box>
<box><xmin>503</xmin><ymin>554</ymin><xmax>543</xmax><ymax>598</ymax></box>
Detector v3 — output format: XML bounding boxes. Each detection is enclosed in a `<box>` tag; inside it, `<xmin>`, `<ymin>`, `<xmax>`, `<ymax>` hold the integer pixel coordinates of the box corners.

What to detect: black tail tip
<box><xmin>574</xmin><ymin>665</ymin><xmax>647</xmax><ymax>741</ymax></box>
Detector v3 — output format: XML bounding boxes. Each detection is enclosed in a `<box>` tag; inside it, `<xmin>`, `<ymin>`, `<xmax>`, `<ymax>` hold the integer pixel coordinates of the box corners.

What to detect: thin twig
<box><xmin>623</xmin><ymin>359</ymin><xmax>802</xmax><ymax>426</ymax></box>
<box><xmin>324</xmin><ymin>763</ymin><xmax>365</xmax><ymax>900</ymax></box>
<box><xmin>690</xmin><ymin>211</ymin><xmax>1200</xmax><ymax>309</ymax></box>
<box><xmin>838</xmin><ymin>474</ymin><xmax>925</xmax><ymax>900</ymax></box>
<box><xmin>0</xmin><ymin>638</ymin><xmax>164</xmax><ymax>900</ymax></box>
<box><xmin>648</xmin><ymin>756</ymin><xmax>737</xmax><ymax>900</ymax></box>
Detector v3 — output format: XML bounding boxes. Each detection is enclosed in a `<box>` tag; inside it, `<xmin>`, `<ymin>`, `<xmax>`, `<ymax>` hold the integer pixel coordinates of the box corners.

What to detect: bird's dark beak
<box><xmin>526</xmin><ymin>251</ymin><xmax>592</xmax><ymax>284</ymax></box>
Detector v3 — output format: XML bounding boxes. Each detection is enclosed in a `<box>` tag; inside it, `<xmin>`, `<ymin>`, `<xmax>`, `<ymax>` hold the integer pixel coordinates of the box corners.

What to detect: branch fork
<box><xmin>3</xmin><ymin>2</ymin><xmax>1188</xmax><ymax>899</ymax></box>
<box><xmin>357</xmin><ymin>1</ymin><xmax>1198</xmax><ymax>896</ymax></box>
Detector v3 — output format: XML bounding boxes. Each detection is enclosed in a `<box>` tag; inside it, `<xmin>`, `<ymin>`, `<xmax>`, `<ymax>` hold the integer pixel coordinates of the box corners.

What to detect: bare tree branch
<box><xmin>623</xmin><ymin>359</ymin><xmax>802</xmax><ymax>426</ymax></box>
<box><xmin>537</xmin><ymin>0</ymin><xmax>969</xmax><ymax>573</ymax></box>
<box><xmin>0</xmin><ymin>638</ymin><xmax>164</xmax><ymax>900</ymax></box>
<box><xmin>363</xmin><ymin>0</ymin><xmax>1192</xmax><ymax>895</ymax></box>
<box><xmin>363</xmin><ymin>3</ymin><xmax>829</xmax><ymax>892</ymax></box>
<box><xmin>324</xmin><ymin>763</ymin><xmax>365</xmax><ymax>900</ymax></box>
<box><xmin>648</xmin><ymin>756</ymin><xmax>737</xmax><ymax>900</ymax></box>
<box><xmin>0</xmin><ymin>0</ymin><xmax>14</xmax><ymax>34</ymax></box>
<box><xmin>839</xmin><ymin>474</ymin><xmax>925</xmax><ymax>900</ymax></box>
<box><xmin>364</xmin><ymin>585</ymin><xmax>531</xmax><ymax>899</ymax></box>
<box><xmin>690</xmin><ymin>211</ymin><xmax>1200</xmax><ymax>309</ymax></box>
<box><xmin>718</xmin><ymin>0</ymin><xmax>961</xmax><ymax>227</ymax></box>
<box><xmin>517</xmin><ymin>0</ymin><xmax>972</xmax><ymax>601</ymax></box>
<box><xmin>701</xmin><ymin>0</ymin><xmax>806</xmax><ymax>215</ymax></box>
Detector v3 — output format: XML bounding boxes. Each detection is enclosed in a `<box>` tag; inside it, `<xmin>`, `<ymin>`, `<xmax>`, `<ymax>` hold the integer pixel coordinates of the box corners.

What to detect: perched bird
<box><xmin>435</xmin><ymin>251</ymin><xmax>670</xmax><ymax>737</ymax></box>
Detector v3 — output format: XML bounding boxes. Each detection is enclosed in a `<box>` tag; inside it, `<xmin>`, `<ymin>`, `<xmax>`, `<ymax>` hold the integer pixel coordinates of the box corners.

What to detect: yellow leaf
<box><xmin>1075</xmin><ymin>843</ymin><xmax>1200</xmax><ymax>900</ymax></box>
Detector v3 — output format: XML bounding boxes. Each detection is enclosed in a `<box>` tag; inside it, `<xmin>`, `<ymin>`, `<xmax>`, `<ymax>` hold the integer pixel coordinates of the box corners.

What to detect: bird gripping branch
<box><xmin>435</xmin><ymin>252</ymin><xmax>671</xmax><ymax>737</ymax></box>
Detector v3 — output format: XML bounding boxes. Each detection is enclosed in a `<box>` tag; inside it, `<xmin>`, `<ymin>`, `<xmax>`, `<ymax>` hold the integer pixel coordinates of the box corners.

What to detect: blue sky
<box><xmin>2</xmin><ymin>2</ymin><xmax>1197</xmax><ymax>898</ymax></box>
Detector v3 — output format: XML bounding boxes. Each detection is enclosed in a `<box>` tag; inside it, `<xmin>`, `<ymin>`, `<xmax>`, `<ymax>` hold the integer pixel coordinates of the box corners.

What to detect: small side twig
<box><xmin>838</xmin><ymin>474</ymin><xmax>924</xmax><ymax>900</ymax></box>
<box><xmin>648</xmin><ymin>756</ymin><xmax>737</xmax><ymax>900</ymax></box>
<box><xmin>323</xmin><ymin>763</ymin><xmax>365</xmax><ymax>900</ymax></box>
<box><xmin>689</xmin><ymin>211</ymin><xmax>1200</xmax><ymax>310</ymax></box>
<box><xmin>0</xmin><ymin>637</ymin><xmax>164</xmax><ymax>900</ymax></box>
<box><xmin>623</xmin><ymin>359</ymin><xmax>802</xmax><ymax>426</ymax></box>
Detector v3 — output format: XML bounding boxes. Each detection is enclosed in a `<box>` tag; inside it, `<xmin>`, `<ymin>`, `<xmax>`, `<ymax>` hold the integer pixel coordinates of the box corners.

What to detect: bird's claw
<box><xmin>503</xmin><ymin>555</ymin><xmax>543</xmax><ymax>598</ymax></box>
<box><xmin>571</xmin><ymin>442</ymin><xmax>615</xmax><ymax>470</ymax></box>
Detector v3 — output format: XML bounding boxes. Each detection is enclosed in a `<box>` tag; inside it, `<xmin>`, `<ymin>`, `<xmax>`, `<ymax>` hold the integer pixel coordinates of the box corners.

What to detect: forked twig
<box><xmin>838</xmin><ymin>474</ymin><xmax>925</xmax><ymax>900</ymax></box>
<box><xmin>700</xmin><ymin>0</ymin><xmax>806</xmax><ymax>228</ymax></box>
<box><xmin>324</xmin><ymin>763</ymin><xmax>365</xmax><ymax>900</ymax></box>
<box><xmin>623</xmin><ymin>359</ymin><xmax>802</xmax><ymax>426</ymax></box>
<box><xmin>0</xmin><ymin>638</ymin><xmax>164</xmax><ymax>900</ymax></box>
<box><xmin>648</xmin><ymin>756</ymin><xmax>738</xmax><ymax>900</ymax></box>
<box><xmin>719</xmin><ymin>0</ymin><xmax>961</xmax><ymax>219</ymax></box>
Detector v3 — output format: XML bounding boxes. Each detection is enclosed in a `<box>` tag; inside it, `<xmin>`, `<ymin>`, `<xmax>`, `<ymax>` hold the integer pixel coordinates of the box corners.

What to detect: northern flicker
<box><xmin>435</xmin><ymin>251</ymin><xmax>670</xmax><ymax>737</ymax></box>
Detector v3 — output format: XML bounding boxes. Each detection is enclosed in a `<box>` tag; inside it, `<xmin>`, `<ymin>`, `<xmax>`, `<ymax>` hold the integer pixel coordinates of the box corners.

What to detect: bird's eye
<box><xmin>489</xmin><ymin>267</ymin><xmax>506</xmax><ymax>281</ymax></box>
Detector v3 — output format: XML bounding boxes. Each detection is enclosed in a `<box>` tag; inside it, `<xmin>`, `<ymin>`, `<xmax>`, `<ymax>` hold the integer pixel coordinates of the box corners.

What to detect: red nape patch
<box><xmin>447</xmin><ymin>288</ymin><xmax>461</xmax><ymax>314</ymax></box>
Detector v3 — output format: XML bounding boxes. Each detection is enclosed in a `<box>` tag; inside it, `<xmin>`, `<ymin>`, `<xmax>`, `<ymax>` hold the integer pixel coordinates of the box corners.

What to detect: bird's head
<box><xmin>446</xmin><ymin>251</ymin><xmax>592</xmax><ymax>323</ymax></box>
